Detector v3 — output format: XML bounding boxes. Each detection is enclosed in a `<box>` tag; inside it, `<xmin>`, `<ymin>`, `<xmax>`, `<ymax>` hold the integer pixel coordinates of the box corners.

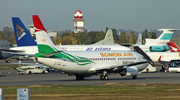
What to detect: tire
<box><xmin>100</xmin><ymin>75</ymin><xmax>104</xmax><ymax>80</ymax></box>
<box><xmin>47</xmin><ymin>69</ymin><xmax>50</xmax><ymax>72</ymax></box>
<box><xmin>146</xmin><ymin>68</ymin><xmax>149</xmax><ymax>73</ymax></box>
<box><xmin>29</xmin><ymin>71</ymin><xmax>32</xmax><ymax>74</ymax></box>
<box><xmin>104</xmin><ymin>75</ymin><xmax>108</xmax><ymax>80</ymax></box>
<box><xmin>6</xmin><ymin>60</ymin><xmax>10</xmax><ymax>63</ymax></box>
<box><xmin>42</xmin><ymin>71</ymin><xmax>45</xmax><ymax>74</ymax></box>
<box><xmin>132</xmin><ymin>75</ymin><xmax>137</xmax><ymax>79</ymax></box>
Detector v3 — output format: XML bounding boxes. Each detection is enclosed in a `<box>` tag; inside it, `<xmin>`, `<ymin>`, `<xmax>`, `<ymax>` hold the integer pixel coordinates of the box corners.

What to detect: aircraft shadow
<box><xmin>52</xmin><ymin>77</ymin><xmax>160</xmax><ymax>81</ymax></box>
<box><xmin>0</xmin><ymin>75</ymin><xmax>6</xmax><ymax>77</ymax></box>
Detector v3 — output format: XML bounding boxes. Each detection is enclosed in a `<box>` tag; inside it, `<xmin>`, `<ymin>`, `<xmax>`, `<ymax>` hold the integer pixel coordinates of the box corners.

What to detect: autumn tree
<box><xmin>112</xmin><ymin>28</ymin><xmax>118</xmax><ymax>42</ymax></box>
<box><xmin>0</xmin><ymin>27</ymin><xmax>16</xmax><ymax>44</ymax></box>
<box><xmin>129</xmin><ymin>31</ymin><xmax>137</xmax><ymax>44</ymax></box>
<box><xmin>117</xmin><ymin>31</ymin><xmax>127</xmax><ymax>44</ymax></box>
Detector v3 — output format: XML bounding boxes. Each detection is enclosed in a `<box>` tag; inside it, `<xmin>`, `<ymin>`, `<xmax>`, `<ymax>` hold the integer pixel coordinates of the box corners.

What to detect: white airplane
<box><xmin>135</xmin><ymin>29</ymin><xmax>178</xmax><ymax>52</ymax></box>
<box><xmin>32</xmin><ymin>15</ymin><xmax>148</xmax><ymax>80</ymax></box>
<box><xmin>147</xmin><ymin>52</ymin><xmax>180</xmax><ymax>63</ymax></box>
<box><xmin>138</xmin><ymin>49</ymin><xmax>180</xmax><ymax>71</ymax></box>
<box><xmin>6</xmin><ymin>17</ymin><xmax>131</xmax><ymax>57</ymax></box>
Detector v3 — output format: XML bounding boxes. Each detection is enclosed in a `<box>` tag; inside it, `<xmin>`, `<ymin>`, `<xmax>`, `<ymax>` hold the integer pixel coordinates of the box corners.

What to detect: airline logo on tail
<box><xmin>12</xmin><ymin>17</ymin><xmax>37</xmax><ymax>46</ymax></box>
<box><xmin>169</xmin><ymin>46</ymin><xmax>178</xmax><ymax>52</ymax></box>
<box><xmin>16</xmin><ymin>25</ymin><xmax>26</xmax><ymax>40</ymax></box>
<box><xmin>167</xmin><ymin>42</ymin><xmax>180</xmax><ymax>52</ymax></box>
<box><xmin>41</xmin><ymin>34</ymin><xmax>47</xmax><ymax>42</ymax></box>
<box><xmin>160</xmin><ymin>33</ymin><xmax>172</xmax><ymax>40</ymax></box>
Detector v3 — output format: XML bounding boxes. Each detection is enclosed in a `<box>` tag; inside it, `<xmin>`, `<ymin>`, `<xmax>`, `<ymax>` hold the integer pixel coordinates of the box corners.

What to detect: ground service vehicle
<box><xmin>168</xmin><ymin>60</ymin><xmax>180</xmax><ymax>72</ymax></box>
<box><xmin>17</xmin><ymin>66</ymin><xmax>48</xmax><ymax>75</ymax></box>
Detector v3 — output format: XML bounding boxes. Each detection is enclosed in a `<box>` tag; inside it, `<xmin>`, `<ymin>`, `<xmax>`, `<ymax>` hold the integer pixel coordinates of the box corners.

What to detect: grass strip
<box><xmin>2</xmin><ymin>83</ymin><xmax>180</xmax><ymax>100</ymax></box>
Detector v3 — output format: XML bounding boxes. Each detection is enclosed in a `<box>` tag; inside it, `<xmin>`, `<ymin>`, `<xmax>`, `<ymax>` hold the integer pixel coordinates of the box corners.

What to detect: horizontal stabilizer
<box><xmin>40</xmin><ymin>51</ymin><xmax>63</xmax><ymax>57</ymax></box>
<box><xmin>2</xmin><ymin>51</ymin><xmax>34</xmax><ymax>57</ymax></box>
<box><xmin>0</xmin><ymin>49</ymin><xmax>24</xmax><ymax>52</ymax></box>
<box><xmin>158</xmin><ymin>29</ymin><xmax>180</xmax><ymax>31</ymax></box>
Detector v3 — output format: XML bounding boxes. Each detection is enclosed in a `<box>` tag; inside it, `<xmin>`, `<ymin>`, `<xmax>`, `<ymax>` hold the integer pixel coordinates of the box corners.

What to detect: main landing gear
<box><xmin>100</xmin><ymin>75</ymin><xmax>108</xmax><ymax>80</ymax></box>
<box><xmin>100</xmin><ymin>71</ymin><xmax>108</xmax><ymax>80</ymax></box>
<box><xmin>132</xmin><ymin>75</ymin><xmax>137</xmax><ymax>79</ymax></box>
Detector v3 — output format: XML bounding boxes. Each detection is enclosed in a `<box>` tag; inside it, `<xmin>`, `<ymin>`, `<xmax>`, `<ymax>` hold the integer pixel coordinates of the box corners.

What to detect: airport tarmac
<box><xmin>0</xmin><ymin>69</ymin><xmax>180</xmax><ymax>86</ymax></box>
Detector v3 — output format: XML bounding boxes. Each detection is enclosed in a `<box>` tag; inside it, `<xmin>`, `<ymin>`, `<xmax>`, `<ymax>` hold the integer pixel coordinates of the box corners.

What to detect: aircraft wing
<box><xmin>0</xmin><ymin>49</ymin><xmax>24</xmax><ymax>52</ymax></box>
<box><xmin>11</xmin><ymin>62</ymin><xmax>43</xmax><ymax>66</ymax></box>
<box><xmin>2</xmin><ymin>51</ymin><xmax>34</xmax><ymax>57</ymax></box>
<box><xmin>89</xmin><ymin>61</ymin><xmax>149</xmax><ymax>72</ymax></box>
<box><xmin>0</xmin><ymin>49</ymin><xmax>34</xmax><ymax>57</ymax></box>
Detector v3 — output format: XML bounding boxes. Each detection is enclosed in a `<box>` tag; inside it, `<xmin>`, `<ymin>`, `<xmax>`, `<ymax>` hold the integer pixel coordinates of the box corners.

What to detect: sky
<box><xmin>1</xmin><ymin>0</ymin><xmax>180</xmax><ymax>32</ymax></box>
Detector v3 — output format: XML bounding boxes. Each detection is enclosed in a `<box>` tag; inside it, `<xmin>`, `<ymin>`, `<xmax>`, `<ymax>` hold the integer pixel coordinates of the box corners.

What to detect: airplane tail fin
<box><xmin>135</xmin><ymin>34</ymin><xmax>142</xmax><ymax>45</ymax></box>
<box><xmin>32</xmin><ymin>15</ymin><xmax>64</xmax><ymax>53</ymax></box>
<box><xmin>12</xmin><ymin>17</ymin><xmax>37</xmax><ymax>47</ymax></box>
<box><xmin>167</xmin><ymin>41</ymin><xmax>180</xmax><ymax>52</ymax></box>
<box><xmin>93</xmin><ymin>29</ymin><xmax>115</xmax><ymax>45</ymax></box>
<box><xmin>157</xmin><ymin>29</ymin><xmax>177</xmax><ymax>40</ymax></box>
<box><xmin>145</xmin><ymin>29</ymin><xmax>179</xmax><ymax>46</ymax></box>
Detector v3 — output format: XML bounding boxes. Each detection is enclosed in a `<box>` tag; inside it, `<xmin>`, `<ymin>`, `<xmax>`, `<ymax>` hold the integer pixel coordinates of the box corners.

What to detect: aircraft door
<box><xmin>54</xmin><ymin>59</ymin><xmax>66</xmax><ymax>70</ymax></box>
<box><xmin>62</xmin><ymin>59</ymin><xmax>66</xmax><ymax>66</ymax></box>
<box><xmin>54</xmin><ymin>60</ymin><xmax>63</xmax><ymax>70</ymax></box>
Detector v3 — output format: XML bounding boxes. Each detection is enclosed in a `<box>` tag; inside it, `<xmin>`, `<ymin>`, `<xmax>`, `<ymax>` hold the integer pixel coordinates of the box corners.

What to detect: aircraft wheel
<box><xmin>100</xmin><ymin>75</ymin><xmax>108</xmax><ymax>80</ymax></box>
<box><xmin>6</xmin><ymin>60</ymin><xmax>10</xmax><ymax>63</ymax></box>
<box><xmin>132</xmin><ymin>75</ymin><xmax>137</xmax><ymax>79</ymax></box>
<box><xmin>42</xmin><ymin>71</ymin><xmax>45</xmax><ymax>74</ymax></box>
<box><xmin>100</xmin><ymin>75</ymin><xmax>104</xmax><ymax>80</ymax></box>
<box><xmin>104</xmin><ymin>75</ymin><xmax>108</xmax><ymax>80</ymax></box>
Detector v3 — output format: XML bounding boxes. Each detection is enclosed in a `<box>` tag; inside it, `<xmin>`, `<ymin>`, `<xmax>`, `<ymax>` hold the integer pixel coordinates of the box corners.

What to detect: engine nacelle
<box><xmin>119</xmin><ymin>66</ymin><xmax>138</xmax><ymax>77</ymax></box>
<box><xmin>150</xmin><ymin>46</ymin><xmax>166</xmax><ymax>52</ymax></box>
<box><xmin>150</xmin><ymin>45</ymin><xmax>169</xmax><ymax>52</ymax></box>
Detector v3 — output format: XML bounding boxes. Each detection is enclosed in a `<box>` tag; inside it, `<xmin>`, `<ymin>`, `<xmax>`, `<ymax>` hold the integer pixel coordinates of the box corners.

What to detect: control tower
<box><xmin>74</xmin><ymin>10</ymin><xmax>84</xmax><ymax>33</ymax></box>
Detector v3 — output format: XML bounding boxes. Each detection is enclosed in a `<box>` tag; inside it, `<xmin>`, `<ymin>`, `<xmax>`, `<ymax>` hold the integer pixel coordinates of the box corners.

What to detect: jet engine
<box><xmin>119</xmin><ymin>66</ymin><xmax>138</xmax><ymax>77</ymax></box>
<box><xmin>149</xmin><ymin>45</ymin><xmax>169</xmax><ymax>52</ymax></box>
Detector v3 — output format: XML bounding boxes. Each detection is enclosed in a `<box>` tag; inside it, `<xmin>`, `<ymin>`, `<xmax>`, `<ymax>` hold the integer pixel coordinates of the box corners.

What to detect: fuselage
<box><xmin>36</xmin><ymin>50</ymin><xmax>148</xmax><ymax>74</ymax></box>
<box><xmin>10</xmin><ymin>45</ymin><xmax>131</xmax><ymax>54</ymax></box>
<box><xmin>146</xmin><ymin>52</ymin><xmax>180</xmax><ymax>62</ymax></box>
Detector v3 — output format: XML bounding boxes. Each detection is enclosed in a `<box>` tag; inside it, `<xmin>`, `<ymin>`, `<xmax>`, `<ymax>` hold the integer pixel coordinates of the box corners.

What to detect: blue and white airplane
<box><xmin>135</xmin><ymin>29</ymin><xmax>178</xmax><ymax>52</ymax></box>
